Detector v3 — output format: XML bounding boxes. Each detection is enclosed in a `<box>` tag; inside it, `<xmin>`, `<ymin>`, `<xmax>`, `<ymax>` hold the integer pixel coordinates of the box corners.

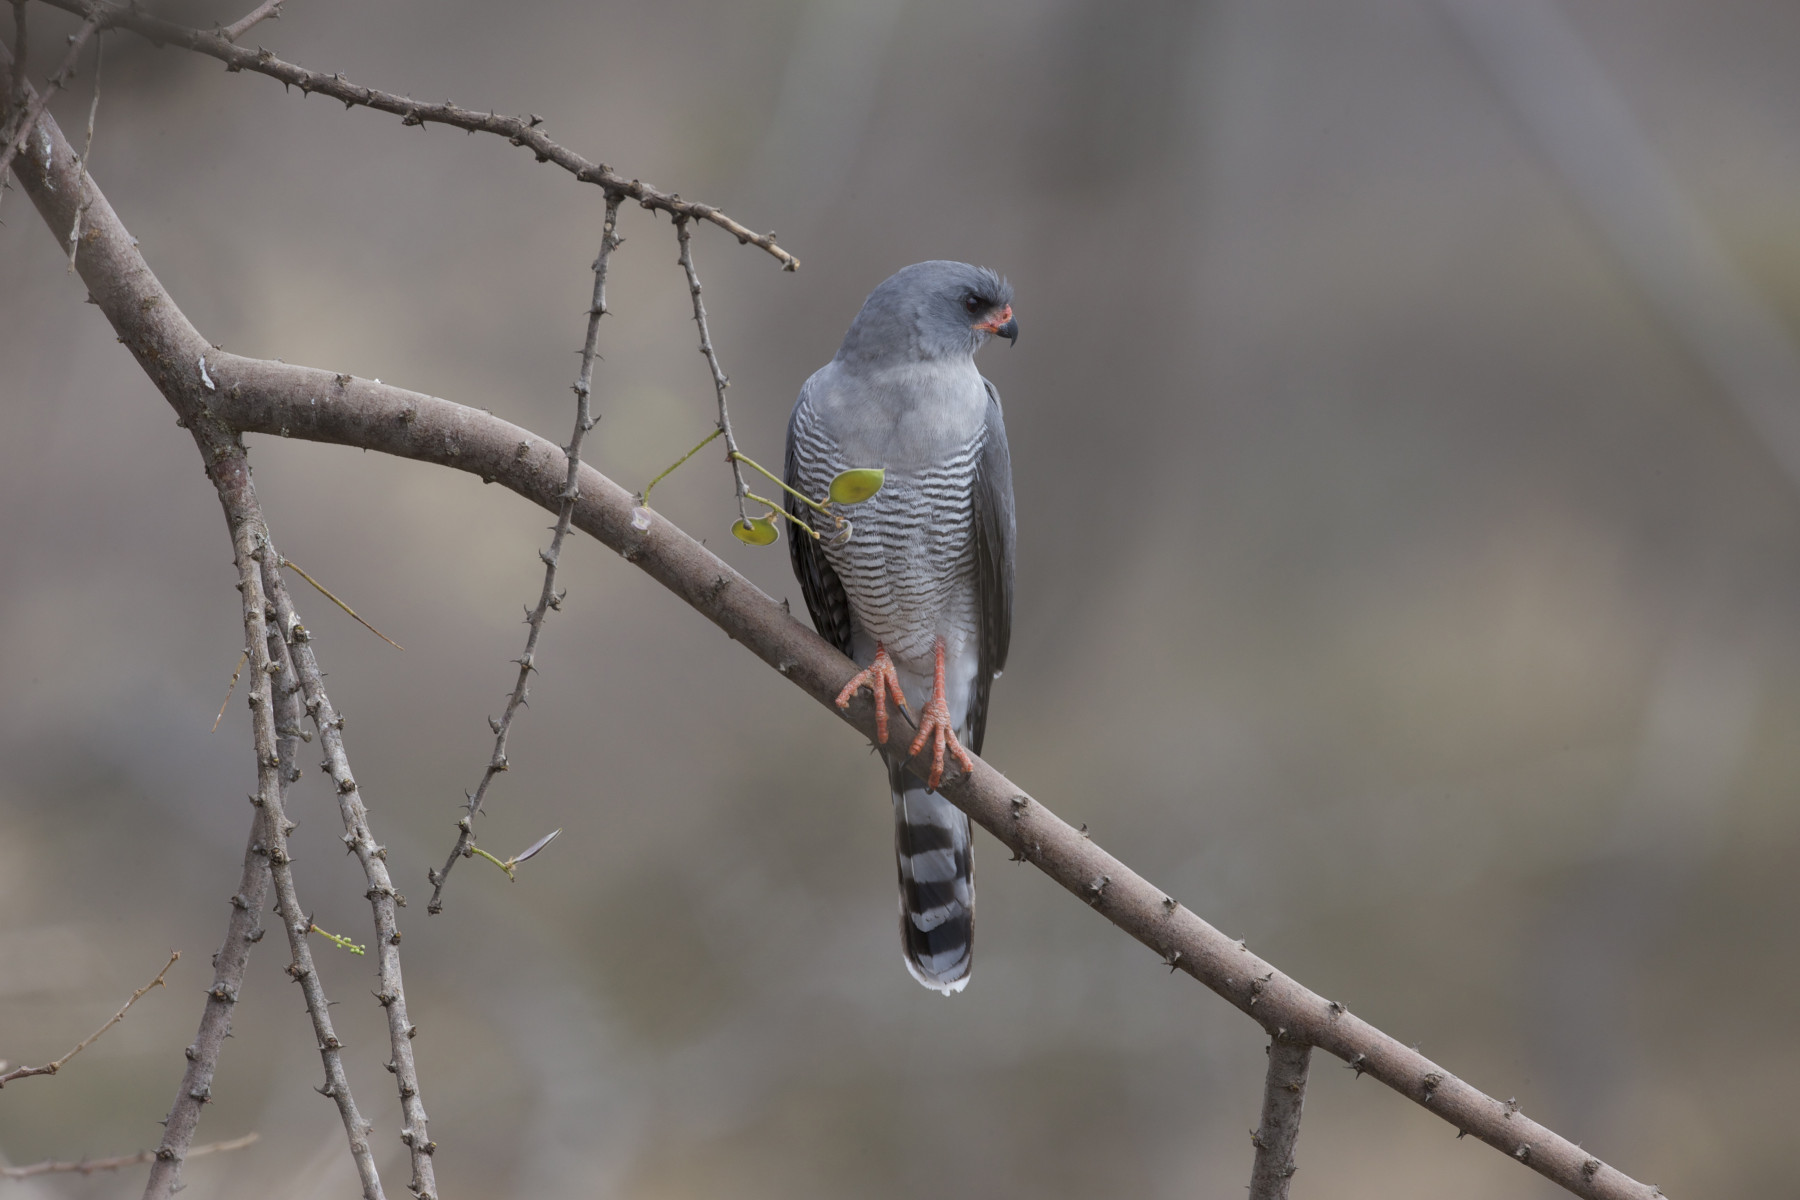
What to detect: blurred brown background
<box><xmin>4</xmin><ymin>1</ymin><xmax>1800</xmax><ymax>1196</ymax></box>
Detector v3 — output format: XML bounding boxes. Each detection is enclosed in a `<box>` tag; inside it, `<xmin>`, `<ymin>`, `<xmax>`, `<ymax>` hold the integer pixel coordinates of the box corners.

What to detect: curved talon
<box><xmin>836</xmin><ymin>645</ymin><xmax>908</xmax><ymax>743</ymax></box>
<box><xmin>908</xmin><ymin>639</ymin><xmax>976</xmax><ymax>790</ymax></box>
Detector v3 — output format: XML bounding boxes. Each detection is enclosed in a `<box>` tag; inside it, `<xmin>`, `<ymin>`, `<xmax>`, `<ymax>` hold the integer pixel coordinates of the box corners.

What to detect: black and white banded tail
<box><xmin>891</xmin><ymin>761</ymin><xmax>974</xmax><ymax>994</ymax></box>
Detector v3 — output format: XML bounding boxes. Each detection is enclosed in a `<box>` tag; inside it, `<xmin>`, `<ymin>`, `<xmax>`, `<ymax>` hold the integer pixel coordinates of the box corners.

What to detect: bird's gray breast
<box><xmin>791</xmin><ymin>358</ymin><xmax>990</xmax><ymax>671</ymax></box>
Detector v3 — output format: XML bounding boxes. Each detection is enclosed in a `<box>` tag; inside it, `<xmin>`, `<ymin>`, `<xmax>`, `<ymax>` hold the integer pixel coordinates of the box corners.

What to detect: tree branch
<box><xmin>5</xmin><ymin>1133</ymin><xmax>260</xmax><ymax>1180</ymax></box>
<box><xmin>230</xmin><ymin>477</ymin><xmax>386</xmax><ymax>1200</ymax></box>
<box><xmin>1248</xmin><ymin>1033</ymin><xmax>1313</xmax><ymax>1200</ymax></box>
<box><xmin>28</xmin><ymin>0</ymin><xmax>796</xmax><ymax>268</ymax></box>
<box><xmin>0</xmin><ymin>2</ymin><xmax>100</xmax><ymax>182</ymax></box>
<box><xmin>5</xmin><ymin>64</ymin><xmax>1665</xmax><ymax>1200</ymax></box>
<box><xmin>674</xmin><ymin>213</ymin><xmax>752</xmax><ymax>525</ymax></box>
<box><xmin>261</xmin><ymin>554</ymin><xmax>439</xmax><ymax>1200</ymax></box>
<box><xmin>428</xmin><ymin>192</ymin><xmax>622</xmax><ymax>914</ymax></box>
<box><xmin>217</xmin><ymin>0</ymin><xmax>281</xmax><ymax>44</ymax></box>
<box><xmin>0</xmin><ymin>951</ymin><xmax>179</xmax><ymax>1088</ymax></box>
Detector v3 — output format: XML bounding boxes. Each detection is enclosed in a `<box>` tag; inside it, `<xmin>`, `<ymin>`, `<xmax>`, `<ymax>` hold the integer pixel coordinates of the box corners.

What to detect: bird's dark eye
<box><xmin>964</xmin><ymin>294</ymin><xmax>985</xmax><ymax>314</ymax></box>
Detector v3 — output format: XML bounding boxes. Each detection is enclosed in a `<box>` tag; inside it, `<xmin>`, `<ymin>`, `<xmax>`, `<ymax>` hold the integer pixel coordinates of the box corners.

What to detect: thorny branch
<box><xmin>428</xmin><ymin>193</ymin><xmax>623</xmax><ymax>914</ymax></box>
<box><xmin>4</xmin><ymin>1133</ymin><xmax>260</xmax><ymax>1180</ymax></box>
<box><xmin>675</xmin><ymin>214</ymin><xmax>752</xmax><ymax>526</ymax></box>
<box><xmin>142</xmin><ymin>815</ymin><xmax>270</xmax><ymax>1199</ymax></box>
<box><xmin>5</xmin><ymin>90</ymin><xmax>1666</xmax><ymax>1200</ymax></box>
<box><xmin>63</xmin><ymin>24</ymin><xmax>95</xmax><ymax>270</ymax></box>
<box><xmin>0</xmin><ymin>951</ymin><xmax>179</xmax><ymax>1088</ymax></box>
<box><xmin>1248</xmin><ymin>1033</ymin><xmax>1313</xmax><ymax>1200</ymax></box>
<box><xmin>261</xmin><ymin>554</ymin><xmax>439</xmax><ymax>1200</ymax></box>
<box><xmin>28</xmin><ymin>0</ymin><xmax>797</xmax><ymax>268</ymax></box>
<box><xmin>0</xmin><ymin>1</ymin><xmax>99</xmax><ymax>181</ymax></box>
<box><xmin>234</xmin><ymin>508</ymin><xmax>386</xmax><ymax>1200</ymax></box>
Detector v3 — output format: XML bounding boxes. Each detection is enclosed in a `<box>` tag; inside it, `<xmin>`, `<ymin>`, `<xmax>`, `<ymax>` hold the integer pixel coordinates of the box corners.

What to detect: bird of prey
<box><xmin>785</xmin><ymin>261</ymin><xmax>1017</xmax><ymax>994</ymax></box>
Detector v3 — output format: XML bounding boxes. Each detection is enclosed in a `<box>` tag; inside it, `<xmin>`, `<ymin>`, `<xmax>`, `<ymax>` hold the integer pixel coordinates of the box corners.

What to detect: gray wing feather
<box><xmin>785</xmin><ymin>388</ymin><xmax>856</xmax><ymax>656</ymax></box>
<box><xmin>968</xmin><ymin>377</ymin><xmax>1015</xmax><ymax>755</ymax></box>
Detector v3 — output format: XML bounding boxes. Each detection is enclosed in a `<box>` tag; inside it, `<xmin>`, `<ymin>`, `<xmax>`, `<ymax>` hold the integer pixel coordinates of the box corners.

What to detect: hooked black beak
<box><xmin>976</xmin><ymin>304</ymin><xmax>1019</xmax><ymax>345</ymax></box>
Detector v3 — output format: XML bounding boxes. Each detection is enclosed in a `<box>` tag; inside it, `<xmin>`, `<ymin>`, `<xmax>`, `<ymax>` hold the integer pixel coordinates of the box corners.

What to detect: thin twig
<box><xmin>62</xmin><ymin>26</ymin><xmax>96</xmax><ymax>271</ymax></box>
<box><xmin>429</xmin><ymin>193</ymin><xmax>621</xmax><ymax>914</ymax></box>
<box><xmin>217</xmin><ymin>0</ymin><xmax>281</xmax><ymax>43</ymax></box>
<box><xmin>674</xmin><ymin>214</ymin><xmax>751</xmax><ymax>526</ymax></box>
<box><xmin>1248</xmin><ymin>1033</ymin><xmax>1313</xmax><ymax>1200</ymax></box>
<box><xmin>29</xmin><ymin>0</ymin><xmax>797</xmax><ymax>269</ymax></box>
<box><xmin>9</xmin><ymin>1</ymin><xmax>25</xmax><ymax>110</ymax></box>
<box><xmin>12</xmin><ymin>74</ymin><xmax>1667</xmax><ymax>1200</ymax></box>
<box><xmin>0</xmin><ymin>951</ymin><xmax>178</xmax><ymax>1087</ymax></box>
<box><xmin>5</xmin><ymin>1132</ymin><xmax>260</xmax><ymax>1180</ymax></box>
<box><xmin>262</xmin><ymin>558</ymin><xmax>437</xmax><ymax>1200</ymax></box>
<box><xmin>0</xmin><ymin>3</ymin><xmax>101</xmax><ymax>183</ymax></box>
<box><xmin>279</xmin><ymin>555</ymin><xmax>403</xmax><ymax>650</ymax></box>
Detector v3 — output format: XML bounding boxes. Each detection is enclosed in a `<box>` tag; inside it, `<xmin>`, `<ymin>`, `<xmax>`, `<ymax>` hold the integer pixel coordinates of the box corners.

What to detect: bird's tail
<box><xmin>889</xmin><ymin>760</ymin><xmax>975</xmax><ymax>994</ymax></box>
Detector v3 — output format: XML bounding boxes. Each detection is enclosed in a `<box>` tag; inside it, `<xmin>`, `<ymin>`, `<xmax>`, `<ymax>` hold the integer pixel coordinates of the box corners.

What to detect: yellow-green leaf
<box><xmin>829</xmin><ymin>468</ymin><xmax>885</xmax><ymax>505</ymax></box>
<box><xmin>731</xmin><ymin>516</ymin><xmax>780</xmax><ymax>546</ymax></box>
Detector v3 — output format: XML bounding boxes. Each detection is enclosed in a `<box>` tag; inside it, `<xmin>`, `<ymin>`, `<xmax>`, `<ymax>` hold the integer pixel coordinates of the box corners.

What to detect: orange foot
<box><xmin>836</xmin><ymin>644</ymin><xmax>909</xmax><ymax>744</ymax></box>
<box><xmin>909</xmin><ymin>639</ymin><xmax>976</xmax><ymax>790</ymax></box>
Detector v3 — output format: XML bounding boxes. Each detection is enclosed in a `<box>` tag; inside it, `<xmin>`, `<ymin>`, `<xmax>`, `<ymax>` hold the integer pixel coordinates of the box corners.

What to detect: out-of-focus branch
<box><xmin>28</xmin><ymin>0</ymin><xmax>796</xmax><ymax>268</ymax></box>
<box><xmin>6</xmin><ymin>91</ymin><xmax>1665</xmax><ymax>1200</ymax></box>
<box><xmin>1248</xmin><ymin>1033</ymin><xmax>1313</xmax><ymax>1200</ymax></box>
<box><xmin>0</xmin><ymin>2</ymin><xmax>100</xmax><ymax>181</ymax></box>
<box><xmin>429</xmin><ymin>194</ymin><xmax>623</xmax><ymax>914</ymax></box>
<box><xmin>0</xmin><ymin>951</ymin><xmax>178</xmax><ymax>1088</ymax></box>
<box><xmin>4</xmin><ymin>1133</ymin><xmax>260</xmax><ymax>1180</ymax></box>
<box><xmin>261</xmin><ymin>555</ymin><xmax>438</xmax><ymax>1200</ymax></box>
<box><xmin>217</xmin><ymin>0</ymin><xmax>281</xmax><ymax>43</ymax></box>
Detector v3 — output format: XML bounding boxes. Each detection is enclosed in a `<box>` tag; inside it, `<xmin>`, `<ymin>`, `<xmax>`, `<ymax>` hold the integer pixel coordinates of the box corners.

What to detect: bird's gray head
<box><xmin>835</xmin><ymin>261</ymin><xmax>1018</xmax><ymax>367</ymax></box>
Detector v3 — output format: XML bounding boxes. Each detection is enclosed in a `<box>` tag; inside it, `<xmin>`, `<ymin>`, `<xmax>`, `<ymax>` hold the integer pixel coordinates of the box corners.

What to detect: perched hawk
<box><xmin>785</xmin><ymin>261</ymin><xmax>1018</xmax><ymax>994</ymax></box>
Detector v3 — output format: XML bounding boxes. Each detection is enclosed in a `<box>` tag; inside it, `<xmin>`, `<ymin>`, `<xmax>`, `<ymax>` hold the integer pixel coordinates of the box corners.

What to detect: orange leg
<box><xmin>909</xmin><ymin>639</ymin><xmax>977</xmax><ymax>790</ymax></box>
<box><xmin>836</xmin><ymin>644</ymin><xmax>909</xmax><ymax>744</ymax></box>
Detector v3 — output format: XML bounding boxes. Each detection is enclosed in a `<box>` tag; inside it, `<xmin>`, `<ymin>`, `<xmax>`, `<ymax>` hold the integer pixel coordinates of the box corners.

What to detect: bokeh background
<box><xmin>4</xmin><ymin>1</ymin><xmax>1800</xmax><ymax>1196</ymax></box>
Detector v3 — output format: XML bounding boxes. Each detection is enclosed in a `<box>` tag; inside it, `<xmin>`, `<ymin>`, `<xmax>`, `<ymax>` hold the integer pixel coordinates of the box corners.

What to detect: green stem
<box><xmin>467</xmin><ymin>844</ymin><xmax>517</xmax><ymax>881</ymax></box>
<box><xmin>745</xmin><ymin>491</ymin><xmax>820</xmax><ymax>539</ymax></box>
<box><xmin>640</xmin><ymin>427</ymin><xmax>723</xmax><ymax>507</ymax></box>
<box><xmin>308</xmin><ymin>923</ymin><xmax>367</xmax><ymax>955</ymax></box>
<box><xmin>731</xmin><ymin>451</ymin><xmax>834</xmax><ymax>517</ymax></box>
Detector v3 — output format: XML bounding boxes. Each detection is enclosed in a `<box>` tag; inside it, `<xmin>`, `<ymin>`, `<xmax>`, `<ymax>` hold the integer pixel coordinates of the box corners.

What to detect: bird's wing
<box><xmin>785</xmin><ymin>383</ymin><xmax>856</xmax><ymax>656</ymax></box>
<box><xmin>968</xmin><ymin>377</ymin><xmax>1016</xmax><ymax>756</ymax></box>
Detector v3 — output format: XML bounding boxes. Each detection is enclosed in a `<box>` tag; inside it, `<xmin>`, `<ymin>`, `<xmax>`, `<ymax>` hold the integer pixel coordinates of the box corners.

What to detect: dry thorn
<box><xmin>0</xmin><ymin>950</ymin><xmax>179</xmax><ymax>1088</ymax></box>
<box><xmin>279</xmin><ymin>556</ymin><xmax>403</xmax><ymax>650</ymax></box>
<box><xmin>211</xmin><ymin>649</ymin><xmax>247</xmax><ymax>731</ymax></box>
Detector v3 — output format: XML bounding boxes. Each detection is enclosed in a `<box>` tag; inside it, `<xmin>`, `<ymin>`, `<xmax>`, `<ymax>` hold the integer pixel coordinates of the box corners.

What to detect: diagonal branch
<box><xmin>6</xmin><ymin>1133</ymin><xmax>261</xmax><ymax>1181</ymax></box>
<box><xmin>1248</xmin><ymin>1033</ymin><xmax>1313</xmax><ymax>1200</ymax></box>
<box><xmin>429</xmin><ymin>192</ymin><xmax>623</xmax><ymax>914</ymax></box>
<box><xmin>142</xmin><ymin>805</ymin><xmax>272</xmax><ymax>1198</ymax></box>
<box><xmin>7</xmin><ymin>71</ymin><xmax>1666</xmax><ymax>1200</ymax></box>
<box><xmin>0</xmin><ymin>951</ymin><xmax>178</xmax><ymax>1088</ymax></box>
<box><xmin>217</xmin><ymin>0</ymin><xmax>281</xmax><ymax>44</ymax></box>
<box><xmin>28</xmin><ymin>0</ymin><xmax>796</xmax><ymax>268</ymax></box>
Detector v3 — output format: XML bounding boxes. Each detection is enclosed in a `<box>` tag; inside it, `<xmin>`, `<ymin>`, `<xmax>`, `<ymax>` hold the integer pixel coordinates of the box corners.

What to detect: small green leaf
<box><xmin>731</xmin><ymin>516</ymin><xmax>780</xmax><ymax>546</ymax></box>
<box><xmin>829</xmin><ymin>468</ymin><xmax>885</xmax><ymax>505</ymax></box>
